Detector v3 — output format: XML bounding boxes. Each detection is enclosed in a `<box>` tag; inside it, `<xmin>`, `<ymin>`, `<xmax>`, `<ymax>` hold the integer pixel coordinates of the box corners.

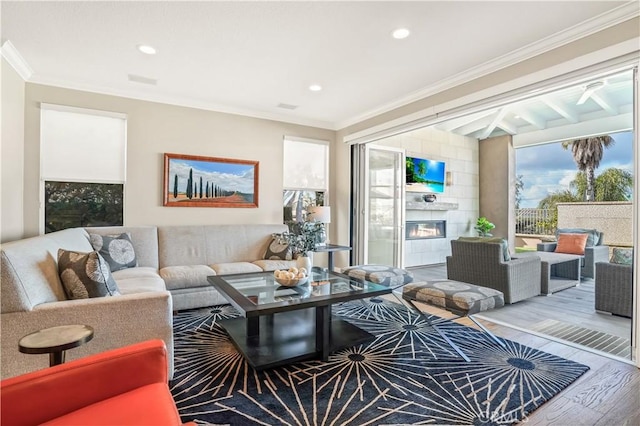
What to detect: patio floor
<box><xmin>407</xmin><ymin>263</ymin><xmax>632</xmax><ymax>361</ymax></box>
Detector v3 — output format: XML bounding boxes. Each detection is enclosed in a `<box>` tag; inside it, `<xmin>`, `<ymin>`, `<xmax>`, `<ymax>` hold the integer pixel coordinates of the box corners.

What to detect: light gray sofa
<box><xmin>1</xmin><ymin>224</ymin><xmax>293</xmax><ymax>379</ymax></box>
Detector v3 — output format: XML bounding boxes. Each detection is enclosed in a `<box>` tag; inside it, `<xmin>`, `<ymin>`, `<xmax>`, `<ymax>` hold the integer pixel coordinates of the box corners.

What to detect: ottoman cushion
<box><xmin>342</xmin><ymin>264</ymin><xmax>413</xmax><ymax>288</ymax></box>
<box><xmin>403</xmin><ymin>280</ymin><xmax>504</xmax><ymax>315</ymax></box>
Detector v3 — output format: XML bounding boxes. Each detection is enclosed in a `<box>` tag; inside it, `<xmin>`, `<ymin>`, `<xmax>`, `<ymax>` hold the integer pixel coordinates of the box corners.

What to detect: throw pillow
<box><xmin>264</xmin><ymin>236</ymin><xmax>293</xmax><ymax>261</ymax></box>
<box><xmin>610</xmin><ymin>247</ymin><xmax>633</xmax><ymax>265</ymax></box>
<box><xmin>89</xmin><ymin>233</ymin><xmax>138</xmax><ymax>272</ymax></box>
<box><xmin>556</xmin><ymin>228</ymin><xmax>598</xmax><ymax>247</ymax></box>
<box><xmin>554</xmin><ymin>233</ymin><xmax>588</xmax><ymax>255</ymax></box>
<box><xmin>458</xmin><ymin>237</ymin><xmax>511</xmax><ymax>261</ymax></box>
<box><xmin>58</xmin><ymin>249</ymin><xmax>121</xmax><ymax>299</ymax></box>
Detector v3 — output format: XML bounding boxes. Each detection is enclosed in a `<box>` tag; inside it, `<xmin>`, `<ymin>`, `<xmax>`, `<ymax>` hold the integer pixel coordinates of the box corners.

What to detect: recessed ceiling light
<box><xmin>137</xmin><ymin>44</ymin><xmax>157</xmax><ymax>55</ymax></box>
<box><xmin>309</xmin><ymin>84</ymin><xmax>322</xmax><ymax>92</ymax></box>
<box><xmin>392</xmin><ymin>28</ymin><xmax>410</xmax><ymax>39</ymax></box>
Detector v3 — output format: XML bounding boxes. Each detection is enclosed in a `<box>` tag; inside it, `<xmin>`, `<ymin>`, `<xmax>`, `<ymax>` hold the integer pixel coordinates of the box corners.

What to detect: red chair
<box><xmin>1</xmin><ymin>339</ymin><xmax>193</xmax><ymax>426</ymax></box>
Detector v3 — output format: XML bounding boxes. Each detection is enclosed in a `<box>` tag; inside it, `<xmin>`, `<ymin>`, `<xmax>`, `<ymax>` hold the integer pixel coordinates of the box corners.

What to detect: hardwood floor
<box><xmin>403</xmin><ymin>264</ymin><xmax>639</xmax><ymax>425</ymax></box>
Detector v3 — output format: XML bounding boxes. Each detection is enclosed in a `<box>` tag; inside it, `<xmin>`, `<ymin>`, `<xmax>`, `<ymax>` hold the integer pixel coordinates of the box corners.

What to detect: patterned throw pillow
<box><xmin>89</xmin><ymin>233</ymin><xmax>138</xmax><ymax>272</ymax></box>
<box><xmin>263</xmin><ymin>237</ymin><xmax>293</xmax><ymax>261</ymax></box>
<box><xmin>554</xmin><ymin>233</ymin><xmax>588</xmax><ymax>255</ymax></box>
<box><xmin>58</xmin><ymin>249</ymin><xmax>121</xmax><ymax>299</ymax></box>
<box><xmin>610</xmin><ymin>247</ymin><xmax>633</xmax><ymax>265</ymax></box>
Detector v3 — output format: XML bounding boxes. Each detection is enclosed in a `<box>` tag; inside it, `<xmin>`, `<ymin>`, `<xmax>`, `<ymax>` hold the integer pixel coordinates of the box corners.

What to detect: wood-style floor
<box><xmin>405</xmin><ymin>264</ymin><xmax>639</xmax><ymax>425</ymax></box>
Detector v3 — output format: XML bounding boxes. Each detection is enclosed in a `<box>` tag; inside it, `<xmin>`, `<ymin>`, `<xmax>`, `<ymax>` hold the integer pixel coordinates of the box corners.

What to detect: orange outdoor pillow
<box><xmin>555</xmin><ymin>233</ymin><xmax>588</xmax><ymax>255</ymax></box>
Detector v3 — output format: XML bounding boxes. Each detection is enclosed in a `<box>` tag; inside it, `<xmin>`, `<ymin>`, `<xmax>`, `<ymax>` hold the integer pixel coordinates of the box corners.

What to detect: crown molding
<box><xmin>1</xmin><ymin>40</ymin><xmax>33</xmax><ymax>81</ymax></box>
<box><xmin>336</xmin><ymin>2</ymin><xmax>640</xmax><ymax>130</ymax></box>
<box><xmin>26</xmin><ymin>75</ymin><xmax>337</xmax><ymax>130</ymax></box>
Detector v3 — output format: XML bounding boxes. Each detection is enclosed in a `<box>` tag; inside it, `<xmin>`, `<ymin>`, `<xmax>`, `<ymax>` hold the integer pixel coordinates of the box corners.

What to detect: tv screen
<box><xmin>406</xmin><ymin>156</ymin><xmax>446</xmax><ymax>193</ymax></box>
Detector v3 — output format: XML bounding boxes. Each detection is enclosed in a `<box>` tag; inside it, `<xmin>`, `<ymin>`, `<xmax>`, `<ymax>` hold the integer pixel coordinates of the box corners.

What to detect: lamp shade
<box><xmin>307</xmin><ymin>206</ymin><xmax>331</xmax><ymax>223</ymax></box>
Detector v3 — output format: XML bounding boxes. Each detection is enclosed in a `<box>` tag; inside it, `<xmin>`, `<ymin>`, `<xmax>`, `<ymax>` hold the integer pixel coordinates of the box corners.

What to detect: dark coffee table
<box><xmin>207</xmin><ymin>267</ymin><xmax>391</xmax><ymax>370</ymax></box>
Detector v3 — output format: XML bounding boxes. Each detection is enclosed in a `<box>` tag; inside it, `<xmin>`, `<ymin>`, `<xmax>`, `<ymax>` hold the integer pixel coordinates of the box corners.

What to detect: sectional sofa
<box><xmin>0</xmin><ymin>224</ymin><xmax>294</xmax><ymax>379</ymax></box>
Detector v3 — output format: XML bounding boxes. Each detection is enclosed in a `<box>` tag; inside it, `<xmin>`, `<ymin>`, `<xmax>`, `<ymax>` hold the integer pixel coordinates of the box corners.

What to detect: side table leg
<box><xmin>50</xmin><ymin>351</ymin><xmax>65</xmax><ymax>366</ymax></box>
<box><xmin>316</xmin><ymin>305</ymin><xmax>331</xmax><ymax>361</ymax></box>
<box><xmin>327</xmin><ymin>253</ymin><xmax>334</xmax><ymax>272</ymax></box>
<box><xmin>247</xmin><ymin>317</ymin><xmax>259</xmax><ymax>337</ymax></box>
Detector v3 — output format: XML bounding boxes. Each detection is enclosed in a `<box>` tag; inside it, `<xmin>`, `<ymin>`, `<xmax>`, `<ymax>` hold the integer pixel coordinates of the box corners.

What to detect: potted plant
<box><xmin>275</xmin><ymin>221</ymin><xmax>325</xmax><ymax>271</ymax></box>
<box><xmin>474</xmin><ymin>217</ymin><xmax>495</xmax><ymax>237</ymax></box>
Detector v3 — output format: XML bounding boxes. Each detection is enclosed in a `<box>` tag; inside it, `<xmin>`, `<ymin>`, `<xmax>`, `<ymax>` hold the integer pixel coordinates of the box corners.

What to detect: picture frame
<box><xmin>163</xmin><ymin>153</ymin><xmax>259</xmax><ymax>208</ymax></box>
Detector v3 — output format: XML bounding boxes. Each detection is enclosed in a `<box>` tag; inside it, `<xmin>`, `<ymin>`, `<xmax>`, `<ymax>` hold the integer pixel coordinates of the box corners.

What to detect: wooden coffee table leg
<box><xmin>247</xmin><ymin>316</ymin><xmax>259</xmax><ymax>337</ymax></box>
<box><xmin>316</xmin><ymin>305</ymin><xmax>331</xmax><ymax>361</ymax></box>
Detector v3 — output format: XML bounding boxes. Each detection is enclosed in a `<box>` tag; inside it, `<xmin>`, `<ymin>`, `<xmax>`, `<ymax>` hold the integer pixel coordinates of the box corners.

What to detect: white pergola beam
<box><xmin>590</xmin><ymin>91</ymin><xmax>618</xmax><ymax>116</ymax></box>
<box><xmin>542</xmin><ymin>98</ymin><xmax>579</xmax><ymax>123</ymax></box>
<box><xmin>497</xmin><ymin>118</ymin><xmax>518</xmax><ymax>135</ymax></box>
<box><xmin>479</xmin><ymin>108</ymin><xmax>508</xmax><ymax>139</ymax></box>
<box><xmin>512</xmin><ymin>108</ymin><xmax>546</xmax><ymax>129</ymax></box>
<box><xmin>512</xmin><ymin>112</ymin><xmax>632</xmax><ymax>147</ymax></box>
<box><xmin>454</xmin><ymin>115</ymin><xmax>495</xmax><ymax>135</ymax></box>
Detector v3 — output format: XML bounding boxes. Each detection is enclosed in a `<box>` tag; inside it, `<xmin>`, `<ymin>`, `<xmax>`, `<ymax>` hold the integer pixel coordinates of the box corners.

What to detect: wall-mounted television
<box><xmin>406</xmin><ymin>156</ymin><xmax>446</xmax><ymax>193</ymax></box>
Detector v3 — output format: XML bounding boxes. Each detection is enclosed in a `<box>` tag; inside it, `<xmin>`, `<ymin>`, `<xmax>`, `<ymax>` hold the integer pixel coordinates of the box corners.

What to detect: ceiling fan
<box><xmin>576</xmin><ymin>81</ymin><xmax>605</xmax><ymax>105</ymax></box>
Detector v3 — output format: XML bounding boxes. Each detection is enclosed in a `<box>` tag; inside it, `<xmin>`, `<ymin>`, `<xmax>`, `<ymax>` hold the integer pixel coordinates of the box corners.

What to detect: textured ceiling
<box><xmin>1</xmin><ymin>1</ymin><xmax>637</xmax><ymax>130</ymax></box>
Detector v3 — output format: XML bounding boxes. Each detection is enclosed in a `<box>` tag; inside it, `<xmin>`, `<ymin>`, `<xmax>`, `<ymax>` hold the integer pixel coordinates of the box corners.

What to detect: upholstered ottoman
<box><xmin>341</xmin><ymin>264</ymin><xmax>414</xmax><ymax>288</ymax></box>
<box><xmin>403</xmin><ymin>280</ymin><xmax>505</xmax><ymax>316</ymax></box>
<box><xmin>402</xmin><ymin>280</ymin><xmax>505</xmax><ymax>361</ymax></box>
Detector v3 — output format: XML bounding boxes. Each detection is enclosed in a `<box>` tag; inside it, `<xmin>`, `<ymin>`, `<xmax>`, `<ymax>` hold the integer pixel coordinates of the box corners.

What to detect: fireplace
<box><xmin>406</xmin><ymin>220</ymin><xmax>446</xmax><ymax>240</ymax></box>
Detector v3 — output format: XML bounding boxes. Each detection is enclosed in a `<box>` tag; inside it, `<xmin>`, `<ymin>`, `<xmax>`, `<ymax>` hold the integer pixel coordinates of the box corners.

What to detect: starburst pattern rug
<box><xmin>170</xmin><ymin>299</ymin><xmax>589</xmax><ymax>425</ymax></box>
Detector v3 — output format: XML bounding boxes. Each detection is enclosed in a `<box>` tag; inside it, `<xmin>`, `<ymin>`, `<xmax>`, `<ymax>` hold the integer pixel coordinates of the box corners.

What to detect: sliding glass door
<box><xmin>353</xmin><ymin>144</ymin><xmax>405</xmax><ymax>267</ymax></box>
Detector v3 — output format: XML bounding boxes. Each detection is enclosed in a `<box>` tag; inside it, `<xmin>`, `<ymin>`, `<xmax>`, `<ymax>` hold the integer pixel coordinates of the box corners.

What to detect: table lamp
<box><xmin>307</xmin><ymin>206</ymin><xmax>331</xmax><ymax>245</ymax></box>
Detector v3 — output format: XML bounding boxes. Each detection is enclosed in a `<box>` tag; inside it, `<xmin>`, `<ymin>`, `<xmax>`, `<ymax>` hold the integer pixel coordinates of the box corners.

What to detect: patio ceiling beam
<box><xmin>452</xmin><ymin>115</ymin><xmax>495</xmax><ymax>136</ymax></box>
<box><xmin>434</xmin><ymin>109</ymin><xmax>496</xmax><ymax>132</ymax></box>
<box><xmin>590</xmin><ymin>91</ymin><xmax>618</xmax><ymax>116</ymax></box>
<box><xmin>497</xmin><ymin>118</ymin><xmax>518</xmax><ymax>135</ymax></box>
<box><xmin>479</xmin><ymin>108</ymin><xmax>508</xmax><ymax>140</ymax></box>
<box><xmin>542</xmin><ymin>98</ymin><xmax>579</xmax><ymax>123</ymax></box>
<box><xmin>512</xmin><ymin>112</ymin><xmax>632</xmax><ymax>147</ymax></box>
<box><xmin>512</xmin><ymin>108</ymin><xmax>546</xmax><ymax>130</ymax></box>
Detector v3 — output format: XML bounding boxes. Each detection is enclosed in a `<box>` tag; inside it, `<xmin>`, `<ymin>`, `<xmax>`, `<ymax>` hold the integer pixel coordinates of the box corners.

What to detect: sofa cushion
<box><xmin>253</xmin><ymin>259</ymin><xmax>297</xmax><ymax>272</ymax></box>
<box><xmin>58</xmin><ymin>249</ymin><xmax>121</xmax><ymax>299</ymax></box>
<box><xmin>112</xmin><ymin>267</ymin><xmax>166</xmax><ymax>294</ymax></box>
<box><xmin>556</xmin><ymin>228</ymin><xmax>600</xmax><ymax>247</ymax></box>
<box><xmin>610</xmin><ymin>247</ymin><xmax>633</xmax><ymax>265</ymax></box>
<box><xmin>263</xmin><ymin>236</ymin><xmax>293</xmax><ymax>260</ymax></box>
<box><xmin>89</xmin><ymin>233</ymin><xmax>138</xmax><ymax>272</ymax></box>
<box><xmin>159</xmin><ymin>265</ymin><xmax>216</xmax><ymax>290</ymax></box>
<box><xmin>211</xmin><ymin>262</ymin><xmax>262</xmax><ymax>275</ymax></box>
<box><xmin>458</xmin><ymin>237</ymin><xmax>511</xmax><ymax>261</ymax></box>
<box><xmin>555</xmin><ymin>233</ymin><xmax>588</xmax><ymax>255</ymax></box>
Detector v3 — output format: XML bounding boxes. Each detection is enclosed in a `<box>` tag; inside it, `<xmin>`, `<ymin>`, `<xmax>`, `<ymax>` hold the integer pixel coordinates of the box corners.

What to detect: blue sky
<box><xmin>516</xmin><ymin>131</ymin><xmax>633</xmax><ymax>208</ymax></box>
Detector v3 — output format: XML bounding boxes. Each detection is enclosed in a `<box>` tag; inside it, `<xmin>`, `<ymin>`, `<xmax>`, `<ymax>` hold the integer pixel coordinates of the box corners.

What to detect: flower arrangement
<box><xmin>275</xmin><ymin>221</ymin><xmax>324</xmax><ymax>257</ymax></box>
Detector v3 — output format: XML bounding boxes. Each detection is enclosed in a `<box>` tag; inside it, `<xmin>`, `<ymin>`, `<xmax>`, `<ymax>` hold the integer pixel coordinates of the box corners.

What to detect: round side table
<box><xmin>19</xmin><ymin>324</ymin><xmax>94</xmax><ymax>367</ymax></box>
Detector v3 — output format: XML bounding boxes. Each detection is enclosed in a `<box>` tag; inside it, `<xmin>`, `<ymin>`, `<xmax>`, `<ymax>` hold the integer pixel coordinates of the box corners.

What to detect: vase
<box><xmin>296</xmin><ymin>252</ymin><xmax>313</xmax><ymax>273</ymax></box>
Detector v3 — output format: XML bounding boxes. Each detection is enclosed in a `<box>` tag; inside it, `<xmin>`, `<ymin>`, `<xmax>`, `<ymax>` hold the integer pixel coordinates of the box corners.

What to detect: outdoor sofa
<box><xmin>0</xmin><ymin>224</ymin><xmax>295</xmax><ymax>379</ymax></box>
<box><xmin>537</xmin><ymin>228</ymin><xmax>609</xmax><ymax>279</ymax></box>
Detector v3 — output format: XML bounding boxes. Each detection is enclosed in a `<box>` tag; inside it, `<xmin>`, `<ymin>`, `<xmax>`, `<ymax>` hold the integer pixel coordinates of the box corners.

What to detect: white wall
<box><xmin>19</xmin><ymin>84</ymin><xmax>335</xmax><ymax>238</ymax></box>
<box><xmin>376</xmin><ymin>127</ymin><xmax>479</xmax><ymax>266</ymax></box>
<box><xmin>1</xmin><ymin>58</ymin><xmax>25</xmax><ymax>243</ymax></box>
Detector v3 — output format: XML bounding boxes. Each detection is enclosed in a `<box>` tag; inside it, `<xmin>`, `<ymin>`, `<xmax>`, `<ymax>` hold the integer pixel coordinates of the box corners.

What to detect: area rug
<box><xmin>530</xmin><ymin>318</ymin><xmax>631</xmax><ymax>359</ymax></box>
<box><xmin>170</xmin><ymin>299</ymin><xmax>589</xmax><ymax>425</ymax></box>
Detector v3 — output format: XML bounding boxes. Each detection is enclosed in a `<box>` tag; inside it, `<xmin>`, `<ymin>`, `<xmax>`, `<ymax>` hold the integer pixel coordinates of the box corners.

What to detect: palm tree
<box><xmin>561</xmin><ymin>135</ymin><xmax>614</xmax><ymax>201</ymax></box>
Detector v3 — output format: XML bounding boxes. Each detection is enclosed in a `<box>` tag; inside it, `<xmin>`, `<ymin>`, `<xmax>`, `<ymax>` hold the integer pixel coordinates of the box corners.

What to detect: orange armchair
<box><xmin>1</xmin><ymin>339</ymin><xmax>192</xmax><ymax>426</ymax></box>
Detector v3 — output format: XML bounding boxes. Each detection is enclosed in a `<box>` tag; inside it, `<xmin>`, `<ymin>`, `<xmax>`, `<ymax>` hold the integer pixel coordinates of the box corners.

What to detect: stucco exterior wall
<box><xmin>557</xmin><ymin>202</ymin><xmax>633</xmax><ymax>246</ymax></box>
<box><xmin>479</xmin><ymin>135</ymin><xmax>515</xmax><ymax>249</ymax></box>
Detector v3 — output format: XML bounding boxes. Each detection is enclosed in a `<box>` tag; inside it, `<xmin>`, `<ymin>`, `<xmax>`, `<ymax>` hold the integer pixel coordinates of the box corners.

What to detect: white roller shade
<box><xmin>41</xmin><ymin>104</ymin><xmax>127</xmax><ymax>182</ymax></box>
<box><xmin>283</xmin><ymin>137</ymin><xmax>328</xmax><ymax>191</ymax></box>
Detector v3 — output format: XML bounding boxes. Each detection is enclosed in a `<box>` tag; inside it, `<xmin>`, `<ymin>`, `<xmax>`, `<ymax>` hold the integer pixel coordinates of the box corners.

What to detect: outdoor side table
<box><xmin>19</xmin><ymin>324</ymin><xmax>94</xmax><ymax>367</ymax></box>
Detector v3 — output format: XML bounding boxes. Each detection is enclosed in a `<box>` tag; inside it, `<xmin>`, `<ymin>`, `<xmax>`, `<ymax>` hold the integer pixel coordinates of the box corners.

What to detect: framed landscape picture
<box><xmin>163</xmin><ymin>153</ymin><xmax>259</xmax><ymax>208</ymax></box>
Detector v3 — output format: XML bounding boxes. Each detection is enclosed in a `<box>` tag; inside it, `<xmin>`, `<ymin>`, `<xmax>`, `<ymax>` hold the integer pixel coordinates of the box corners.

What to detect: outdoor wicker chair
<box><xmin>446</xmin><ymin>238</ymin><xmax>541</xmax><ymax>304</ymax></box>
<box><xmin>595</xmin><ymin>261</ymin><xmax>632</xmax><ymax>318</ymax></box>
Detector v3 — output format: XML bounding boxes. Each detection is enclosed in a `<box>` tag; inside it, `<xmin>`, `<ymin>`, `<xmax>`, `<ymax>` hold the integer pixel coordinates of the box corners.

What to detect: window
<box><xmin>40</xmin><ymin>104</ymin><xmax>127</xmax><ymax>233</ymax></box>
<box><xmin>282</xmin><ymin>137</ymin><xmax>329</xmax><ymax>222</ymax></box>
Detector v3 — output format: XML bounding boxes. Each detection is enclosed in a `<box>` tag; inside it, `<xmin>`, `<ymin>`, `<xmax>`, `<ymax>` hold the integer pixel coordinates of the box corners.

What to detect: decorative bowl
<box><xmin>274</xmin><ymin>275</ymin><xmax>309</xmax><ymax>287</ymax></box>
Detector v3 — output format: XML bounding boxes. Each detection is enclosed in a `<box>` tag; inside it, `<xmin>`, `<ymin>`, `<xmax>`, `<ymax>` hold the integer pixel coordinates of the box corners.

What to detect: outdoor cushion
<box><xmin>555</xmin><ymin>233</ymin><xmax>588</xmax><ymax>255</ymax></box>
<box><xmin>556</xmin><ymin>228</ymin><xmax>601</xmax><ymax>247</ymax></box>
<box><xmin>610</xmin><ymin>247</ymin><xmax>633</xmax><ymax>265</ymax></box>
